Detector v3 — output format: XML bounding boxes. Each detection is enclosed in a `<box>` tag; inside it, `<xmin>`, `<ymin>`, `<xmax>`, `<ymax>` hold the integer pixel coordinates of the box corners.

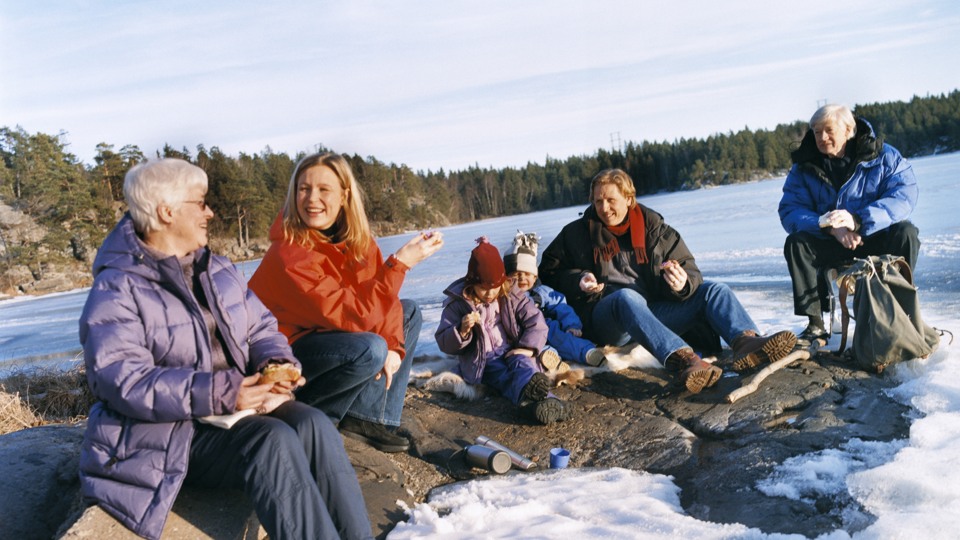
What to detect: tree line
<box><xmin>2</xmin><ymin>90</ymin><xmax>959</xmax><ymax>289</ymax></box>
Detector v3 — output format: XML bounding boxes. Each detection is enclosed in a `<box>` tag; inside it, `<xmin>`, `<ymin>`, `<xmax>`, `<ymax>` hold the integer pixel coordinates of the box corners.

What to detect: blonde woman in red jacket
<box><xmin>250</xmin><ymin>152</ymin><xmax>443</xmax><ymax>452</ymax></box>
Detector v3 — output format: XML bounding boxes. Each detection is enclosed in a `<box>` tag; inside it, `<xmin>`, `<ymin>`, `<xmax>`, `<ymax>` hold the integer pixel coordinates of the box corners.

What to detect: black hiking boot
<box><xmin>521</xmin><ymin>372</ymin><xmax>551</xmax><ymax>402</ymax></box>
<box><xmin>338</xmin><ymin>416</ymin><xmax>410</xmax><ymax>453</ymax></box>
<box><xmin>533</xmin><ymin>397</ymin><xmax>571</xmax><ymax>425</ymax></box>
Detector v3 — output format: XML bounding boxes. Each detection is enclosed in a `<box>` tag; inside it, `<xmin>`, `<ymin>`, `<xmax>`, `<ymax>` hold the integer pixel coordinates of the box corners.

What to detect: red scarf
<box><xmin>593</xmin><ymin>204</ymin><xmax>647</xmax><ymax>265</ymax></box>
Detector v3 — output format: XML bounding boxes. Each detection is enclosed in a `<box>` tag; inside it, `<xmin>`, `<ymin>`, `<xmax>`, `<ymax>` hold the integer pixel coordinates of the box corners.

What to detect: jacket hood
<box><xmin>792</xmin><ymin>117</ymin><xmax>881</xmax><ymax>167</ymax></box>
<box><xmin>93</xmin><ymin>213</ymin><xmax>208</xmax><ymax>284</ymax></box>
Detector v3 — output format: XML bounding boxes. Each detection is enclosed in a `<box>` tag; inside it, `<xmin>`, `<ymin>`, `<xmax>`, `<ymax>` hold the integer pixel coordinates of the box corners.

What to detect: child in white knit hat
<box><xmin>504</xmin><ymin>231</ymin><xmax>606</xmax><ymax>368</ymax></box>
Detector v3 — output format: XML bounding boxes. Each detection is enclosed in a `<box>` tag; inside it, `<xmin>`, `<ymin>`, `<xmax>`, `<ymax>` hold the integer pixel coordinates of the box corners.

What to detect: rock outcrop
<box><xmin>0</xmin><ymin>349</ymin><xmax>909</xmax><ymax>539</ymax></box>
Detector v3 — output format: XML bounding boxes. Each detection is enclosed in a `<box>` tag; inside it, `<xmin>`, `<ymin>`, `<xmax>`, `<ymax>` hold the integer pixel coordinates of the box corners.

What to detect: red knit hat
<box><xmin>465</xmin><ymin>237</ymin><xmax>506</xmax><ymax>289</ymax></box>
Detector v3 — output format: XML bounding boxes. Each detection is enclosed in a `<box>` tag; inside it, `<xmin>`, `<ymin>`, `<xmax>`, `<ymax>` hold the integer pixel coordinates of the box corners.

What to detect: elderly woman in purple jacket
<box><xmin>435</xmin><ymin>238</ymin><xmax>570</xmax><ymax>425</ymax></box>
<box><xmin>78</xmin><ymin>158</ymin><xmax>371</xmax><ymax>540</ymax></box>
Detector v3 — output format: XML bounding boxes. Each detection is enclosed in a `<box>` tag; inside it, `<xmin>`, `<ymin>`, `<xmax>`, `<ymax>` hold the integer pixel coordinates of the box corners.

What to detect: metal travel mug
<box><xmin>464</xmin><ymin>444</ymin><xmax>512</xmax><ymax>474</ymax></box>
<box><xmin>475</xmin><ymin>435</ymin><xmax>538</xmax><ymax>470</ymax></box>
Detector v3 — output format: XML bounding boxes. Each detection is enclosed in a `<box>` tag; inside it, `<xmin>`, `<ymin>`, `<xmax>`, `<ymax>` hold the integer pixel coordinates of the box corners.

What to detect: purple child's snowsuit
<box><xmin>435</xmin><ymin>278</ymin><xmax>548</xmax><ymax>404</ymax></box>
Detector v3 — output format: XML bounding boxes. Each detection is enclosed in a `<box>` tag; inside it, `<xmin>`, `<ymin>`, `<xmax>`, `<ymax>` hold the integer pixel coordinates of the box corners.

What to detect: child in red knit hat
<box><xmin>435</xmin><ymin>237</ymin><xmax>571</xmax><ymax>424</ymax></box>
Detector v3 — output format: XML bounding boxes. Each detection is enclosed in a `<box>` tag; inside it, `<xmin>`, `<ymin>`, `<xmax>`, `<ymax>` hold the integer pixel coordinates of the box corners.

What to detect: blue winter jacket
<box><xmin>435</xmin><ymin>278</ymin><xmax>547</xmax><ymax>384</ymax></box>
<box><xmin>779</xmin><ymin>118</ymin><xmax>917</xmax><ymax>238</ymax></box>
<box><xmin>78</xmin><ymin>214</ymin><xmax>297</xmax><ymax>540</ymax></box>
<box><xmin>528</xmin><ymin>282</ymin><xmax>584</xmax><ymax>332</ymax></box>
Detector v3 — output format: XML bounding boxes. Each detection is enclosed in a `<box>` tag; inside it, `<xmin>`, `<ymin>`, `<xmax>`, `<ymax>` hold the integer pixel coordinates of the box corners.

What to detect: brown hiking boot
<box><xmin>730</xmin><ymin>330</ymin><xmax>798</xmax><ymax>373</ymax></box>
<box><xmin>664</xmin><ymin>347</ymin><xmax>722</xmax><ymax>394</ymax></box>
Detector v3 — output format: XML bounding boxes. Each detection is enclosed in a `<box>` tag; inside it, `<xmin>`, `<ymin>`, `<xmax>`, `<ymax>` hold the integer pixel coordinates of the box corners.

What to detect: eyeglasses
<box><xmin>183</xmin><ymin>200</ymin><xmax>208</xmax><ymax>211</ymax></box>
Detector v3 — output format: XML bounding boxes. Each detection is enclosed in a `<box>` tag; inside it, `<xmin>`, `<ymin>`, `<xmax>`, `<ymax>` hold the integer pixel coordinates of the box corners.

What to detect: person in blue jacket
<box><xmin>779</xmin><ymin>104</ymin><xmax>920</xmax><ymax>343</ymax></box>
<box><xmin>503</xmin><ymin>231</ymin><xmax>607</xmax><ymax>368</ymax></box>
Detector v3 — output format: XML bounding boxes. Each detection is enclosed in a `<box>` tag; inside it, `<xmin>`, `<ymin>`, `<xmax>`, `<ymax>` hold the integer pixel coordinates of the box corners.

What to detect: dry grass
<box><xmin>0</xmin><ymin>364</ymin><xmax>94</xmax><ymax>436</ymax></box>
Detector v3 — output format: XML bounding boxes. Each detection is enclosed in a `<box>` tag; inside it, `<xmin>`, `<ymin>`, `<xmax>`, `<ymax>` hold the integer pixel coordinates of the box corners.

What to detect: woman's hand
<box><xmin>259</xmin><ymin>391</ymin><xmax>293</xmax><ymax>414</ymax></box>
<box><xmin>374</xmin><ymin>350</ymin><xmax>403</xmax><ymax>390</ymax></box>
<box><xmin>270</xmin><ymin>376</ymin><xmax>305</xmax><ymax>394</ymax></box>
<box><xmin>394</xmin><ymin>231</ymin><xmax>445</xmax><ymax>268</ymax></box>
<box><xmin>579</xmin><ymin>272</ymin><xmax>605</xmax><ymax>294</ymax></box>
<box><xmin>661</xmin><ymin>260</ymin><xmax>688</xmax><ymax>292</ymax></box>
<box><xmin>235</xmin><ymin>374</ymin><xmax>275</xmax><ymax>413</ymax></box>
<box><xmin>566</xmin><ymin>328</ymin><xmax>583</xmax><ymax>337</ymax></box>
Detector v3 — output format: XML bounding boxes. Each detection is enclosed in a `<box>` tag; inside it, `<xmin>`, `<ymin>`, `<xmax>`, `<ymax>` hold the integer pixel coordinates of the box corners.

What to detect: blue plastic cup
<box><xmin>549</xmin><ymin>447</ymin><xmax>570</xmax><ymax>469</ymax></box>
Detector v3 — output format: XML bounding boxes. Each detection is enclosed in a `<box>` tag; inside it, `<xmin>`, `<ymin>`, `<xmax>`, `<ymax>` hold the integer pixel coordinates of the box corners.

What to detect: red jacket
<box><xmin>249</xmin><ymin>216</ymin><xmax>410</xmax><ymax>357</ymax></box>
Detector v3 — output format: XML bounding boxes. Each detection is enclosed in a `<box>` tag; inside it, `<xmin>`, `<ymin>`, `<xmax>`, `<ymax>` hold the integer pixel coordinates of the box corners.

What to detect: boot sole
<box><xmin>683</xmin><ymin>364</ymin><xmax>723</xmax><ymax>393</ymax></box>
<box><xmin>732</xmin><ymin>331</ymin><xmax>798</xmax><ymax>373</ymax></box>
<box><xmin>539</xmin><ymin>349</ymin><xmax>562</xmax><ymax>371</ymax></box>
<box><xmin>535</xmin><ymin>398</ymin><xmax>570</xmax><ymax>424</ymax></box>
<box><xmin>522</xmin><ymin>372</ymin><xmax>552</xmax><ymax>402</ymax></box>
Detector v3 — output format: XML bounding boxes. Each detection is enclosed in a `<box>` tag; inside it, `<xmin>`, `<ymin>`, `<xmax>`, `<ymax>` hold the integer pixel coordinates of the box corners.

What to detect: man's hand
<box><xmin>819</xmin><ymin>209</ymin><xmax>857</xmax><ymax>231</ymax></box>
<box><xmin>661</xmin><ymin>260</ymin><xmax>688</xmax><ymax>292</ymax></box>
<box><xmin>831</xmin><ymin>227</ymin><xmax>863</xmax><ymax>250</ymax></box>
<box><xmin>579</xmin><ymin>272</ymin><xmax>605</xmax><ymax>294</ymax></box>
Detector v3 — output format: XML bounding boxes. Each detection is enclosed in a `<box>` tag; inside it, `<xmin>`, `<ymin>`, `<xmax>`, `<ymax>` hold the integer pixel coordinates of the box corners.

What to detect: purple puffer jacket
<box><xmin>78</xmin><ymin>214</ymin><xmax>297</xmax><ymax>540</ymax></box>
<box><xmin>435</xmin><ymin>278</ymin><xmax>547</xmax><ymax>384</ymax></box>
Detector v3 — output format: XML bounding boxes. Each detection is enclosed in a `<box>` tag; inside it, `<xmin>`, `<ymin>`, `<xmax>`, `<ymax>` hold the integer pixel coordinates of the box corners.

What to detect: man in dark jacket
<box><xmin>540</xmin><ymin>169</ymin><xmax>796</xmax><ymax>394</ymax></box>
<box><xmin>79</xmin><ymin>158</ymin><xmax>372</xmax><ymax>540</ymax></box>
<box><xmin>779</xmin><ymin>104</ymin><xmax>920</xmax><ymax>343</ymax></box>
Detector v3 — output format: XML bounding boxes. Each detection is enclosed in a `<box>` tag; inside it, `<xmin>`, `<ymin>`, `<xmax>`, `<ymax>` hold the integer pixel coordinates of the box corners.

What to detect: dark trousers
<box><xmin>292</xmin><ymin>299</ymin><xmax>422</xmax><ymax>427</ymax></box>
<box><xmin>481</xmin><ymin>353</ymin><xmax>542</xmax><ymax>404</ymax></box>
<box><xmin>783</xmin><ymin>221</ymin><xmax>920</xmax><ymax>318</ymax></box>
<box><xmin>187</xmin><ymin>401</ymin><xmax>372</xmax><ymax>540</ymax></box>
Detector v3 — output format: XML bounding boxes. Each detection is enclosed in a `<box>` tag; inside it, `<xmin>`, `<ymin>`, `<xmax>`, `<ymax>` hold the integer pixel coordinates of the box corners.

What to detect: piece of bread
<box><xmin>260</xmin><ymin>363</ymin><xmax>302</xmax><ymax>384</ymax></box>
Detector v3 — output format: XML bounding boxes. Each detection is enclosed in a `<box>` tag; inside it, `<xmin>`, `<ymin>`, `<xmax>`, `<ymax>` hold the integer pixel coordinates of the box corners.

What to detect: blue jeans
<box><xmin>187</xmin><ymin>401</ymin><xmax>372</xmax><ymax>540</ymax></box>
<box><xmin>292</xmin><ymin>299</ymin><xmax>422</xmax><ymax>427</ymax></box>
<box><xmin>545</xmin><ymin>318</ymin><xmax>596</xmax><ymax>364</ymax></box>
<box><xmin>590</xmin><ymin>281</ymin><xmax>757</xmax><ymax>364</ymax></box>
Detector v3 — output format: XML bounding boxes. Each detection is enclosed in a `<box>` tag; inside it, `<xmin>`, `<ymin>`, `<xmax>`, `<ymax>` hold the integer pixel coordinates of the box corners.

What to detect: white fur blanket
<box><xmin>410</xmin><ymin>343</ymin><xmax>662</xmax><ymax>400</ymax></box>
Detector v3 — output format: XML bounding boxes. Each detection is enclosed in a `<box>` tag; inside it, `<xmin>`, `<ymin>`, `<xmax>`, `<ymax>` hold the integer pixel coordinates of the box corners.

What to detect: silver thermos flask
<box><xmin>475</xmin><ymin>435</ymin><xmax>538</xmax><ymax>470</ymax></box>
<box><xmin>464</xmin><ymin>444</ymin><xmax>512</xmax><ymax>474</ymax></box>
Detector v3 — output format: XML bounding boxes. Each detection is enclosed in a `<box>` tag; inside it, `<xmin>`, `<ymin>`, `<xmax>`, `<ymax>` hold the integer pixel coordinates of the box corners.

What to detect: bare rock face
<box><xmin>397</xmin><ymin>352</ymin><xmax>910</xmax><ymax>537</ymax></box>
<box><xmin>0</xmin><ymin>352</ymin><xmax>910</xmax><ymax>539</ymax></box>
<box><xmin>0</xmin><ymin>425</ymin><xmax>83</xmax><ymax>540</ymax></box>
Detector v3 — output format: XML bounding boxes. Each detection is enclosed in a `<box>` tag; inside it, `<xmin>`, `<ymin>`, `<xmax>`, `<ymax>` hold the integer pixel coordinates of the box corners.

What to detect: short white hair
<box><xmin>810</xmin><ymin>104</ymin><xmax>857</xmax><ymax>138</ymax></box>
<box><xmin>123</xmin><ymin>158</ymin><xmax>208</xmax><ymax>233</ymax></box>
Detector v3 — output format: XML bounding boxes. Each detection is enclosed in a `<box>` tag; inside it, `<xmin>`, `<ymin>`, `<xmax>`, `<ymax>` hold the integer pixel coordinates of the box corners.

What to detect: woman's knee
<box><xmin>342</xmin><ymin>333</ymin><xmax>388</xmax><ymax>371</ymax></box>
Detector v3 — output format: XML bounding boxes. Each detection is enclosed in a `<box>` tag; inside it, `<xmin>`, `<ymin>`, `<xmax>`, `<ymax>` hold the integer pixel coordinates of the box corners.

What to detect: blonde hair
<box><xmin>810</xmin><ymin>104</ymin><xmax>857</xmax><ymax>138</ymax></box>
<box><xmin>280</xmin><ymin>152</ymin><xmax>372</xmax><ymax>263</ymax></box>
<box><xmin>463</xmin><ymin>281</ymin><xmax>512</xmax><ymax>304</ymax></box>
<box><xmin>590</xmin><ymin>168</ymin><xmax>637</xmax><ymax>206</ymax></box>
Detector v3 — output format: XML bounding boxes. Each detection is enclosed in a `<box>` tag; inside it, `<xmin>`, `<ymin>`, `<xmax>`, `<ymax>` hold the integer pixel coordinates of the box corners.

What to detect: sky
<box><xmin>2</xmin><ymin>1</ymin><xmax>960</xmax><ymax>173</ymax></box>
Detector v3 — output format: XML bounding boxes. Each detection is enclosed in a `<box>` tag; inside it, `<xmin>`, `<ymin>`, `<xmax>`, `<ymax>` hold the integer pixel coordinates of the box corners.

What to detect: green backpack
<box><xmin>836</xmin><ymin>255</ymin><xmax>940</xmax><ymax>373</ymax></box>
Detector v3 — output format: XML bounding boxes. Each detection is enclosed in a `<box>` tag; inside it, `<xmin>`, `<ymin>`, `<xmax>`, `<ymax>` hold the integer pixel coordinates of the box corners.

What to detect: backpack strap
<box><xmin>837</xmin><ymin>274</ymin><xmax>854</xmax><ymax>354</ymax></box>
<box><xmin>892</xmin><ymin>257</ymin><xmax>913</xmax><ymax>285</ymax></box>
